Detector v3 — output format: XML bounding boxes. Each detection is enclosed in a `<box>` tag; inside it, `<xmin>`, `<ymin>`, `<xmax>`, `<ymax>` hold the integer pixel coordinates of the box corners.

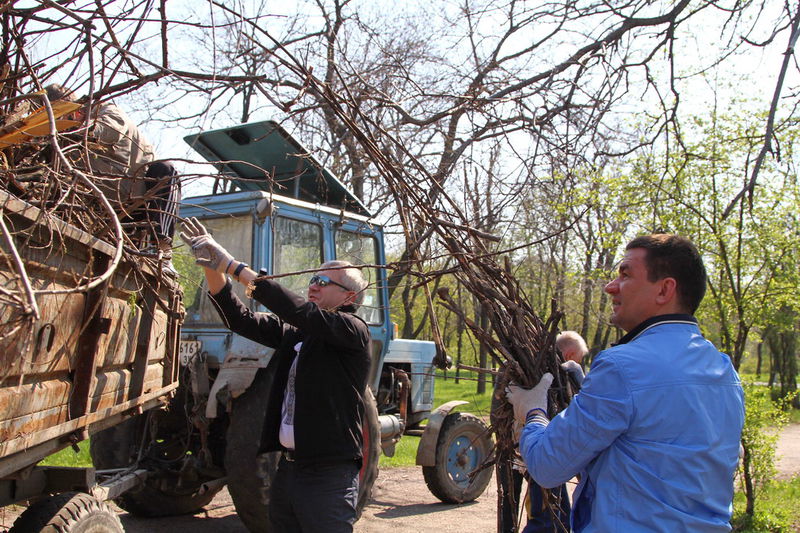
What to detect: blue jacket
<box><xmin>519</xmin><ymin>315</ymin><xmax>745</xmax><ymax>532</ymax></box>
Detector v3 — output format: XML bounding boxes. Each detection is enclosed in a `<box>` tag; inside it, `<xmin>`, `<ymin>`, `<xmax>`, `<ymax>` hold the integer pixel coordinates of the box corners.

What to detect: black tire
<box><xmin>224</xmin><ymin>369</ymin><xmax>381</xmax><ymax>533</ymax></box>
<box><xmin>357</xmin><ymin>388</ymin><xmax>381</xmax><ymax>517</ymax></box>
<box><xmin>422</xmin><ymin>412</ymin><xmax>494</xmax><ymax>503</ymax></box>
<box><xmin>90</xmin><ymin>391</ymin><xmax>224</xmax><ymax>517</ymax></box>
<box><xmin>225</xmin><ymin>366</ymin><xmax>278</xmax><ymax>533</ymax></box>
<box><xmin>9</xmin><ymin>492</ymin><xmax>123</xmax><ymax>533</ymax></box>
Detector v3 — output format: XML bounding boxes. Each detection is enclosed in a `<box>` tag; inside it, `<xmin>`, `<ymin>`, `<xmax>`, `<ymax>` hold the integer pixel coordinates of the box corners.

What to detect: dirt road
<box><xmin>2</xmin><ymin>424</ymin><xmax>798</xmax><ymax>532</ymax></box>
<box><xmin>108</xmin><ymin>466</ymin><xmax>504</xmax><ymax>533</ymax></box>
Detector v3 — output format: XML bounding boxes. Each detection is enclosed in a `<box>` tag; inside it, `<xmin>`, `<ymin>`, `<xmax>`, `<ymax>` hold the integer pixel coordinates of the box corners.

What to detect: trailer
<box><xmin>0</xmin><ymin>188</ymin><xmax>182</xmax><ymax>531</ymax></box>
<box><xmin>0</xmin><ymin>120</ymin><xmax>493</xmax><ymax>533</ymax></box>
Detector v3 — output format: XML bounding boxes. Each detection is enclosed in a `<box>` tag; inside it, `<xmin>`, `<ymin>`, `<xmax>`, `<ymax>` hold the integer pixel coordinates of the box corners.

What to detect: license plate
<box><xmin>179</xmin><ymin>340</ymin><xmax>202</xmax><ymax>366</ymax></box>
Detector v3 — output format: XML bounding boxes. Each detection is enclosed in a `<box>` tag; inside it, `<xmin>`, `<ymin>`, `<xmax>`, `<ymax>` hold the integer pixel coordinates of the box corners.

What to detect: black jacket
<box><xmin>209</xmin><ymin>279</ymin><xmax>371</xmax><ymax>465</ymax></box>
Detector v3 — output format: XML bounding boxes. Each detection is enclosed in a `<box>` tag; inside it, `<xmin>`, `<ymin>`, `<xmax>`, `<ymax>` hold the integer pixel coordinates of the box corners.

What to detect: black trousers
<box><xmin>269</xmin><ymin>456</ymin><xmax>359</xmax><ymax>533</ymax></box>
<box><xmin>142</xmin><ymin>161</ymin><xmax>180</xmax><ymax>240</ymax></box>
<box><xmin>524</xmin><ymin>482</ymin><xmax>571</xmax><ymax>533</ymax></box>
<box><xmin>498</xmin><ymin>466</ymin><xmax>571</xmax><ymax>533</ymax></box>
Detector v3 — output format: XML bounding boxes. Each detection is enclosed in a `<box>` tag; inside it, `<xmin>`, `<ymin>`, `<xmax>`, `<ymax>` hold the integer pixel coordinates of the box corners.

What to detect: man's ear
<box><xmin>344</xmin><ymin>290</ymin><xmax>357</xmax><ymax>307</ymax></box>
<box><xmin>655</xmin><ymin>277</ymin><xmax>678</xmax><ymax>306</ymax></box>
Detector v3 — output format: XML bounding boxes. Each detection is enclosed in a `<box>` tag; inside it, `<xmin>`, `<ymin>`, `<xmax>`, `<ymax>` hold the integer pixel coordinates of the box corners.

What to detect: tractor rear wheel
<box><xmin>357</xmin><ymin>388</ymin><xmax>381</xmax><ymax>517</ymax></box>
<box><xmin>224</xmin><ymin>366</ymin><xmax>278</xmax><ymax>533</ymax></box>
<box><xmin>225</xmin><ymin>367</ymin><xmax>380</xmax><ymax>532</ymax></box>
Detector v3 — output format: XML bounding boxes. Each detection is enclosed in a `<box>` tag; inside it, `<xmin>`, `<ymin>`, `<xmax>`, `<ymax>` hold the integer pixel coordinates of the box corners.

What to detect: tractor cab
<box><xmin>178</xmin><ymin>121</ymin><xmax>432</xmax><ymax>423</ymax></box>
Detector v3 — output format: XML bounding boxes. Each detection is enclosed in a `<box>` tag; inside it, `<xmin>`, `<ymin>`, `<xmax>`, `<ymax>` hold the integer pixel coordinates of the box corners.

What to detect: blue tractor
<box><xmin>91</xmin><ymin>121</ymin><xmax>493</xmax><ymax>532</ymax></box>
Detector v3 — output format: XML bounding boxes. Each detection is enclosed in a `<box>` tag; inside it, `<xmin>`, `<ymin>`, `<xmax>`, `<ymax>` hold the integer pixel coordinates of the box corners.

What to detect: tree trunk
<box><xmin>755</xmin><ymin>340</ymin><xmax>763</xmax><ymax>377</ymax></box>
<box><xmin>742</xmin><ymin>442</ymin><xmax>755</xmax><ymax>516</ymax></box>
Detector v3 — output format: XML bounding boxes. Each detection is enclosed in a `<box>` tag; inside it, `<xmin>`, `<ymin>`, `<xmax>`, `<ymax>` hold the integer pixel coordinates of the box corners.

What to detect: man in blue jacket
<box><xmin>508</xmin><ymin>234</ymin><xmax>745</xmax><ymax>532</ymax></box>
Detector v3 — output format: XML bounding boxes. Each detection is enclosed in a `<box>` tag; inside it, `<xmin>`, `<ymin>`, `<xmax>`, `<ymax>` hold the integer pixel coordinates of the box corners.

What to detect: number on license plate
<box><xmin>179</xmin><ymin>340</ymin><xmax>202</xmax><ymax>366</ymax></box>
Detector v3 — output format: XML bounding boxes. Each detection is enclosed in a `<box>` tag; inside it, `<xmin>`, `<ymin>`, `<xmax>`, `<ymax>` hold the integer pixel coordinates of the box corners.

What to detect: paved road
<box><xmin>775</xmin><ymin>422</ymin><xmax>800</xmax><ymax>480</ymax></box>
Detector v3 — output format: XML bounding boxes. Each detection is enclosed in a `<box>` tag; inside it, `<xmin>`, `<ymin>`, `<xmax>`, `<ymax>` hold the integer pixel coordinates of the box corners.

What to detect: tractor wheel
<box><xmin>422</xmin><ymin>412</ymin><xmax>493</xmax><ymax>503</ymax></box>
<box><xmin>224</xmin><ymin>365</ymin><xmax>278</xmax><ymax>533</ymax></box>
<box><xmin>89</xmin><ymin>388</ymin><xmax>224</xmax><ymax>516</ymax></box>
<box><xmin>9</xmin><ymin>492</ymin><xmax>123</xmax><ymax>533</ymax></box>
<box><xmin>225</xmin><ymin>367</ymin><xmax>380</xmax><ymax>533</ymax></box>
<box><xmin>358</xmin><ymin>388</ymin><xmax>381</xmax><ymax>517</ymax></box>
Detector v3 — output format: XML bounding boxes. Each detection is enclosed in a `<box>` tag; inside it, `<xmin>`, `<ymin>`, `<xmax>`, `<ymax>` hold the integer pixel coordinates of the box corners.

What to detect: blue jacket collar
<box><xmin>613</xmin><ymin>314</ymin><xmax>698</xmax><ymax>346</ymax></box>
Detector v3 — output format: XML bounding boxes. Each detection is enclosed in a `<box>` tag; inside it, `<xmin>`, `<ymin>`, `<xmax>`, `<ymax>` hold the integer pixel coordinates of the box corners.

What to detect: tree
<box><xmin>632</xmin><ymin>100</ymin><xmax>799</xmax><ymax>372</ymax></box>
<box><xmin>8</xmin><ymin>0</ymin><xmax>798</xmax><ymax>384</ymax></box>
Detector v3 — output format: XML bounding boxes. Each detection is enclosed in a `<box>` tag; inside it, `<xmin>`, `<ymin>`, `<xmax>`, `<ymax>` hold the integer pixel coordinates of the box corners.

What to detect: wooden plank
<box><xmin>164</xmin><ymin>289</ymin><xmax>182</xmax><ymax>386</ymax></box>
<box><xmin>129</xmin><ymin>289</ymin><xmax>157</xmax><ymax>400</ymax></box>
<box><xmin>0</xmin><ymin>365</ymin><xmax>167</xmax><ymax>442</ymax></box>
<box><xmin>0</xmin><ymin>383</ymin><xmax>178</xmax><ymax>475</ymax></box>
<box><xmin>0</xmin><ymin>188</ymin><xmax>117</xmax><ymax>257</ymax></box>
<box><xmin>69</xmin><ymin>253</ymin><xmax>111</xmax><ymax>419</ymax></box>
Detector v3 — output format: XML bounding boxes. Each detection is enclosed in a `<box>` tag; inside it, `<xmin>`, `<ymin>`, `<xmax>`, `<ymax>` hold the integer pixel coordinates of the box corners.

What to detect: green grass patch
<box><xmin>379</xmin><ymin>434</ymin><xmax>421</xmax><ymax>467</ymax></box>
<box><xmin>39</xmin><ymin>440</ymin><xmax>92</xmax><ymax>468</ymax></box>
<box><xmin>732</xmin><ymin>476</ymin><xmax>800</xmax><ymax>532</ymax></box>
<box><xmin>432</xmin><ymin>370</ymin><xmax>495</xmax><ymax>419</ymax></box>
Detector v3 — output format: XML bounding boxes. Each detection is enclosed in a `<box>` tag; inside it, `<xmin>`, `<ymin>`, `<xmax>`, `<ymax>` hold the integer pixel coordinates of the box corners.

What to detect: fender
<box><xmin>415</xmin><ymin>400</ymin><xmax>468</xmax><ymax>467</ymax></box>
<box><xmin>205</xmin><ymin>352</ymin><xmax>271</xmax><ymax>418</ymax></box>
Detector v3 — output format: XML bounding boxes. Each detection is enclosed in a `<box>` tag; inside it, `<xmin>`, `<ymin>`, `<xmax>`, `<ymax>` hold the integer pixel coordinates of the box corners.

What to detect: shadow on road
<box><xmin>367</xmin><ymin>498</ymin><xmax>482</xmax><ymax>519</ymax></box>
<box><xmin>118</xmin><ymin>508</ymin><xmax>248</xmax><ymax>533</ymax></box>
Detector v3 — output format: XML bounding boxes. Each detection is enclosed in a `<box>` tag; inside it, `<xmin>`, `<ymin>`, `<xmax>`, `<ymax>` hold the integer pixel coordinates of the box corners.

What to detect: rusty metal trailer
<box><xmin>0</xmin><ymin>188</ymin><xmax>182</xmax><ymax>531</ymax></box>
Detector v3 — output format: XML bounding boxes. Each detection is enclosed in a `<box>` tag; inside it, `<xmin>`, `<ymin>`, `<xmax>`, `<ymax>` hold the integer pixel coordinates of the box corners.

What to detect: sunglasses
<box><xmin>309</xmin><ymin>274</ymin><xmax>351</xmax><ymax>291</ymax></box>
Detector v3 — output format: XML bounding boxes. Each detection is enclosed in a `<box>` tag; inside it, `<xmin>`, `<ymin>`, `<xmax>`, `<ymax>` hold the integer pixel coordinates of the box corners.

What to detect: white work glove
<box><xmin>560</xmin><ymin>360</ymin><xmax>585</xmax><ymax>387</ymax></box>
<box><xmin>180</xmin><ymin>217</ymin><xmax>234</xmax><ymax>273</ymax></box>
<box><xmin>505</xmin><ymin>372</ymin><xmax>553</xmax><ymax>426</ymax></box>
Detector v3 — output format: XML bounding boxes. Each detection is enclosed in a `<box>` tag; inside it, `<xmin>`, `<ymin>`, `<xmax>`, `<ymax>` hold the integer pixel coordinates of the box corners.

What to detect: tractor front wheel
<box><xmin>422</xmin><ymin>412</ymin><xmax>493</xmax><ymax>503</ymax></box>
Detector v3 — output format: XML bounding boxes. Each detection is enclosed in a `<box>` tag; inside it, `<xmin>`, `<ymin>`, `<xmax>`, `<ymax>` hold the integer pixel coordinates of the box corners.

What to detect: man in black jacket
<box><xmin>181</xmin><ymin>217</ymin><xmax>371</xmax><ymax>533</ymax></box>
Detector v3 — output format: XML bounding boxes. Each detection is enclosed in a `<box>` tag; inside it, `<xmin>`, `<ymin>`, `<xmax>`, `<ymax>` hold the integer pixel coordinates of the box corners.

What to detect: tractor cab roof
<box><xmin>184</xmin><ymin>120</ymin><xmax>370</xmax><ymax>217</ymax></box>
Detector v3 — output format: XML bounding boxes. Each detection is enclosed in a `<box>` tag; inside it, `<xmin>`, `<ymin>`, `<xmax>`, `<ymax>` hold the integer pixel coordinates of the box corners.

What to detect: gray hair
<box><xmin>320</xmin><ymin>260</ymin><xmax>368</xmax><ymax>306</ymax></box>
<box><xmin>45</xmin><ymin>84</ymin><xmax>77</xmax><ymax>102</ymax></box>
<box><xmin>555</xmin><ymin>330</ymin><xmax>589</xmax><ymax>357</ymax></box>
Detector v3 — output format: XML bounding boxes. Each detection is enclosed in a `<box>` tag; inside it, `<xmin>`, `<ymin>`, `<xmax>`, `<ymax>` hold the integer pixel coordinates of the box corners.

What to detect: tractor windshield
<box><xmin>179</xmin><ymin>214</ymin><xmax>253</xmax><ymax>327</ymax></box>
<box><xmin>272</xmin><ymin>216</ymin><xmax>323</xmax><ymax>296</ymax></box>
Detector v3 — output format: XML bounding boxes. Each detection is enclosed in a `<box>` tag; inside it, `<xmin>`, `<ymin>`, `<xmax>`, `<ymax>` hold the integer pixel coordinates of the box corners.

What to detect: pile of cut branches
<box><xmin>0</xmin><ymin>85</ymin><xmax>175</xmax><ymax>367</ymax></box>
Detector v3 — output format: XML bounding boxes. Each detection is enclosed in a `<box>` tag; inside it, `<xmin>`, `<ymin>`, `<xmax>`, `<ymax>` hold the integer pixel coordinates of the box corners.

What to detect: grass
<box><xmin>732</xmin><ymin>477</ymin><xmax>800</xmax><ymax>532</ymax></box>
<box><xmin>379</xmin><ymin>434</ymin><xmax>420</xmax><ymax>467</ymax></box>
<box><xmin>38</xmin><ymin>440</ymin><xmax>92</xmax><ymax>468</ymax></box>
<box><xmin>432</xmin><ymin>370</ymin><xmax>495</xmax><ymax>419</ymax></box>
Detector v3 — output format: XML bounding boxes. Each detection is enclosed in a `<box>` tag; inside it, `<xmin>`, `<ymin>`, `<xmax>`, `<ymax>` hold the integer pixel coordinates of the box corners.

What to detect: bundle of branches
<box><xmin>0</xmin><ymin>81</ymin><xmax>177</xmax><ymax>250</ymax></box>
<box><xmin>252</xmin><ymin>41</ymin><xmax>579</xmax><ymax>531</ymax></box>
<box><xmin>0</xmin><ymin>86</ymin><xmax>176</xmax><ymax>369</ymax></box>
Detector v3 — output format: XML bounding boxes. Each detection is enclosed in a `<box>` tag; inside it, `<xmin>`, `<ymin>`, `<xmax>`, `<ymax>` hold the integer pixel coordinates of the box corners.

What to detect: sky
<box><xmin>23</xmin><ymin>0</ymin><xmax>799</xmax><ymax>204</ymax></box>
